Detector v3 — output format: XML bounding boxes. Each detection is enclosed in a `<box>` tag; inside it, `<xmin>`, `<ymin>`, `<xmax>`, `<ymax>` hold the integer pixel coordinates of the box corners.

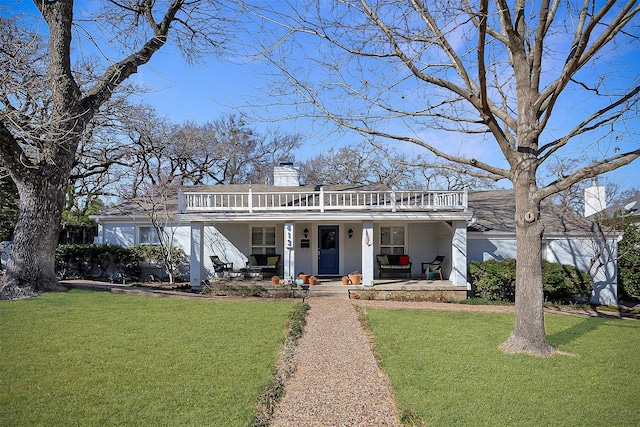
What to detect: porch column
<box><xmin>362</xmin><ymin>222</ymin><xmax>374</xmax><ymax>286</ymax></box>
<box><xmin>190</xmin><ymin>222</ymin><xmax>205</xmax><ymax>288</ymax></box>
<box><xmin>283</xmin><ymin>223</ymin><xmax>295</xmax><ymax>283</ymax></box>
<box><xmin>451</xmin><ymin>220</ymin><xmax>468</xmax><ymax>288</ymax></box>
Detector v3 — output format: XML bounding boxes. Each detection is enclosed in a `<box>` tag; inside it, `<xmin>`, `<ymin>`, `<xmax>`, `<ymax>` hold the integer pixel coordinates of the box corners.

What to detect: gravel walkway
<box><xmin>270</xmin><ymin>298</ymin><xmax>400</xmax><ymax>426</ymax></box>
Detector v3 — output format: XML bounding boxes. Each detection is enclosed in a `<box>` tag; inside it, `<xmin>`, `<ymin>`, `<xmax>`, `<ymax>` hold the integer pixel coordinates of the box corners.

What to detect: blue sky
<box><xmin>124</xmin><ymin>5</ymin><xmax>639</xmax><ymax>196</ymax></box>
<box><xmin>128</xmin><ymin>46</ymin><xmax>350</xmax><ymax>155</ymax></box>
<box><xmin>5</xmin><ymin>0</ymin><xmax>639</xmax><ymax>195</ymax></box>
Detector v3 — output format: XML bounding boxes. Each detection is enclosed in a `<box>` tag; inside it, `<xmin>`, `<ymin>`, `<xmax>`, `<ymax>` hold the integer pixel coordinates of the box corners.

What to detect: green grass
<box><xmin>0</xmin><ymin>290</ymin><xmax>296</xmax><ymax>426</ymax></box>
<box><xmin>366</xmin><ymin>309</ymin><xmax>640</xmax><ymax>426</ymax></box>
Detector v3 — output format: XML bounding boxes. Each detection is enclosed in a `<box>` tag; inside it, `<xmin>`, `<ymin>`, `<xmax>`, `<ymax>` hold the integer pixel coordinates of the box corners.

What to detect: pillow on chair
<box><xmin>398</xmin><ymin>255</ymin><xmax>410</xmax><ymax>265</ymax></box>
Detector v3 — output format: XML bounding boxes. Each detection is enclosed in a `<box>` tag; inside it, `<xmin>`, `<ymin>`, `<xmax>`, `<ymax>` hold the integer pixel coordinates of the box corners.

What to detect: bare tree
<box><xmin>66</xmin><ymin>94</ymin><xmax>148</xmax><ymax>220</ymax></box>
<box><xmin>166</xmin><ymin>114</ymin><xmax>302</xmax><ymax>185</ymax></box>
<box><xmin>299</xmin><ymin>143</ymin><xmax>378</xmax><ymax>186</ymax></box>
<box><xmin>252</xmin><ymin>1</ymin><xmax>640</xmax><ymax>356</ymax></box>
<box><xmin>126</xmin><ymin>183</ymin><xmax>184</xmax><ymax>285</ymax></box>
<box><xmin>297</xmin><ymin>140</ymin><xmax>495</xmax><ymax>189</ymax></box>
<box><xmin>114</xmin><ymin>111</ymin><xmax>302</xmax><ymax>193</ymax></box>
<box><xmin>0</xmin><ymin>2</ymin><xmax>238</xmax><ymax>299</ymax></box>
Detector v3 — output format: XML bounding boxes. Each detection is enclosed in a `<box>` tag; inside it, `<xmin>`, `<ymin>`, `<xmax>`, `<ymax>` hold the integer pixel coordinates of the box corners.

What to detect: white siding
<box><xmin>203</xmin><ymin>223</ymin><xmax>250</xmax><ymax>277</ymax></box>
<box><xmin>343</xmin><ymin>224</ymin><xmax>362</xmax><ymax>275</ymax></box>
<box><xmin>468</xmin><ymin>236</ymin><xmax>517</xmax><ymax>262</ymax></box>
<box><xmin>386</xmin><ymin>222</ymin><xmax>453</xmax><ymax>278</ymax></box>
<box><xmin>548</xmin><ymin>238</ymin><xmax>618</xmax><ymax>305</ymax></box>
<box><xmin>103</xmin><ymin>223</ymin><xmax>135</xmax><ymax>246</ymax></box>
<box><xmin>292</xmin><ymin>222</ymin><xmax>314</xmax><ymax>276</ymax></box>
<box><xmin>172</xmin><ymin>226</ymin><xmax>192</xmax><ymax>254</ymax></box>
<box><xmin>469</xmin><ymin>234</ymin><xmax>618</xmax><ymax>305</ymax></box>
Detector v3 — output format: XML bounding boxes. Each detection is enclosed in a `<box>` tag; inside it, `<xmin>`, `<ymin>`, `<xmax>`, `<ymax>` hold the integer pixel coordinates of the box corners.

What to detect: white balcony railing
<box><xmin>178</xmin><ymin>188</ymin><xmax>468</xmax><ymax>214</ymax></box>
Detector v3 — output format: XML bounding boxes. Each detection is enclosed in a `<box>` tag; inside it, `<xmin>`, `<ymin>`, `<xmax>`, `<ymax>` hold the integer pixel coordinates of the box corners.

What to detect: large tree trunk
<box><xmin>1</xmin><ymin>1</ymin><xmax>206</xmax><ymax>299</ymax></box>
<box><xmin>0</xmin><ymin>170</ymin><xmax>69</xmax><ymax>299</ymax></box>
<box><xmin>499</xmin><ymin>180</ymin><xmax>556</xmax><ymax>357</ymax></box>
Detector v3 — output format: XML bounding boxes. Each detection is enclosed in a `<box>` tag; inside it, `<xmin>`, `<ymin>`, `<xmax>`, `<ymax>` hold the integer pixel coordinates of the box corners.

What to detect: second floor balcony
<box><xmin>178</xmin><ymin>188</ymin><xmax>468</xmax><ymax>214</ymax></box>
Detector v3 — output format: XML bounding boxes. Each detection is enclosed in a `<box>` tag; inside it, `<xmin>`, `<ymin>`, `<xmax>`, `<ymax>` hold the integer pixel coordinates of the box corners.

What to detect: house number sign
<box><xmin>285</xmin><ymin>224</ymin><xmax>294</xmax><ymax>248</ymax></box>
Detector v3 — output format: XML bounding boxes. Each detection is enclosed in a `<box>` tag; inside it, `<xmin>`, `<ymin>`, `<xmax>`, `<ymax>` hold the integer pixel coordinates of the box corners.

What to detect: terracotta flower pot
<box><xmin>348</xmin><ymin>274</ymin><xmax>362</xmax><ymax>285</ymax></box>
<box><xmin>342</xmin><ymin>277</ymin><xmax>350</xmax><ymax>285</ymax></box>
<box><xmin>299</xmin><ymin>274</ymin><xmax>310</xmax><ymax>284</ymax></box>
<box><xmin>308</xmin><ymin>277</ymin><xmax>317</xmax><ymax>286</ymax></box>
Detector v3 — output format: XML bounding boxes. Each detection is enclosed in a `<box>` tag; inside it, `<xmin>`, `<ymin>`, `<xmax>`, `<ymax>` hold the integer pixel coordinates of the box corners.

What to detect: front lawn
<box><xmin>366</xmin><ymin>309</ymin><xmax>640</xmax><ymax>426</ymax></box>
<box><xmin>0</xmin><ymin>290</ymin><xmax>296</xmax><ymax>426</ymax></box>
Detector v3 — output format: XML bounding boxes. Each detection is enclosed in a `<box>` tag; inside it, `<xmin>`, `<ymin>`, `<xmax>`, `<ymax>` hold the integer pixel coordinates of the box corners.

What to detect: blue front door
<box><xmin>318</xmin><ymin>225</ymin><xmax>339</xmax><ymax>275</ymax></box>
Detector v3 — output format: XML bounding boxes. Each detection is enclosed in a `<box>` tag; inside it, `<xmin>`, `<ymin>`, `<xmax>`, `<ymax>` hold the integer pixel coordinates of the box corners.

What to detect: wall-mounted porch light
<box><xmin>303</xmin><ymin>228</ymin><xmax>309</xmax><ymax>238</ymax></box>
<box><xmin>348</xmin><ymin>228</ymin><xmax>353</xmax><ymax>239</ymax></box>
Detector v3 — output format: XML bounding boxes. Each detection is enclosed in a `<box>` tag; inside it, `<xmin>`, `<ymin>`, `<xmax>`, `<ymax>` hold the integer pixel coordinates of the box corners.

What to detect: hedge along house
<box><xmin>93</xmin><ymin>164</ymin><xmax>619</xmax><ymax>304</ymax></box>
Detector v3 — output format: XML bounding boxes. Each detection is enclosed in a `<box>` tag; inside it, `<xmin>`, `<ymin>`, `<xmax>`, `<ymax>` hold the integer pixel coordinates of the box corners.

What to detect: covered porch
<box><xmin>178</xmin><ymin>187</ymin><xmax>473</xmax><ymax>292</ymax></box>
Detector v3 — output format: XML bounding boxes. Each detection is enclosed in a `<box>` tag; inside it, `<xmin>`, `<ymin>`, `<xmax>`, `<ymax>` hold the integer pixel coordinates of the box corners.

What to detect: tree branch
<box><xmin>540</xmin><ymin>149</ymin><xmax>640</xmax><ymax>200</ymax></box>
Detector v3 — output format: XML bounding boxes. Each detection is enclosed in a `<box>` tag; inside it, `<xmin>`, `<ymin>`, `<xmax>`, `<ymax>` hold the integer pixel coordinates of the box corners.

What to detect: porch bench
<box><xmin>377</xmin><ymin>254</ymin><xmax>412</xmax><ymax>278</ymax></box>
<box><xmin>246</xmin><ymin>254</ymin><xmax>281</xmax><ymax>278</ymax></box>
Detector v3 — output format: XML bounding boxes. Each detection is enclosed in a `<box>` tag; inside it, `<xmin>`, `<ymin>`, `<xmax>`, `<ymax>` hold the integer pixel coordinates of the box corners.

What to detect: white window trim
<box><xmin>137</xmin><ymin>225</ymin><xmax>166</xmax><ymax>245</ymax></box>
<box><xmin>251</xmin><ymin>226</ymin><xmax>277</xmax><ymax>254</ymax></box>
<box><xmin>379</xmin><ymin>225</ymin><xmax>406</xmax><ymax>255</ymax></box>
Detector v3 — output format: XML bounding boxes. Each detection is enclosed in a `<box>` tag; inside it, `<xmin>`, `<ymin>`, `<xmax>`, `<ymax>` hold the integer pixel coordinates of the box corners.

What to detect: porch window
<box><xmin>380</xmin><ymin>226</ymin><xmax>405</xmax><ymax>255</ymax></box>
<box><xmin>139</xmin><ymin>226</ymin><xmax>160</xmax><ymax>244</ymax></box>
<box><xmin>251</xmin><ymin>226</ymin><xmax>276</xmax><ymax>254</ymax></box>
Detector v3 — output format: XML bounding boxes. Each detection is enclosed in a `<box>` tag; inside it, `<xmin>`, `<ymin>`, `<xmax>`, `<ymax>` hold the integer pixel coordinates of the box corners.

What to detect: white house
<box><xmin>93</xmin><ymin>164</ymin><xmax>619</xmax><ymax>304</ymax></box>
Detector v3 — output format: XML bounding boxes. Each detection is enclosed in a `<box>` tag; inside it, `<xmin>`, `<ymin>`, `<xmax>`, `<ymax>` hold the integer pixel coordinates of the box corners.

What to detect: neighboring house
<box><xmin>93</xmin><ymin>164</ymin><xmax>619</xmax><ymax>304</ymax></box>
<box><xmin>602</xmin><ymin>194</ymin><xmax>640</xmax><ymax>219</ymax></box>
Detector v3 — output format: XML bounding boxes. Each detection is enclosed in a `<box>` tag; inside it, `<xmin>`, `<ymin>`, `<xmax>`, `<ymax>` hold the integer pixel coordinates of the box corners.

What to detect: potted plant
<box><xmin>348</xmin><ymin>271</ymin><xmax>362</xmax><ymax>285</ymax></box>
<box><xmin>341</xmin><ymin>276</ymin><xmax>350</xmax><ymax>285</ymax></box>
<box><xmin>271</xmin><ymin>275</ymin><xmax>281</xmax><ymax>285</ymax></box>
<box><xmin>308</xmin><ymin>276</ymin><xmax>318</xmax><ymax>286</ymax></box>
<box><xmin>298</xmin><ymin>272</ymin><xmax>311</xmax><ymax>284</ymax></box>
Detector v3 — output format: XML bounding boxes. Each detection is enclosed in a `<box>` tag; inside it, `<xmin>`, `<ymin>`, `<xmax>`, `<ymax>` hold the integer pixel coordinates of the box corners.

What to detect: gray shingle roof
<box><xmin>97</xmin><ymin>188</ymin><xmax>180</xmax><ymax>218</ymax></box>
<box><xmin>468</xmin><ymin>190</ymin><xmax>599</xmax><ymax>234</ymax></box>
<box><xmin>602</xmin><ymin>194</ymin><xmax>640</xmax><ymax>218</ymax></box>
<box><xmin>96</xmin><ymin>186</ymin><xmax>600</xmax><ymax>235</ymax></box>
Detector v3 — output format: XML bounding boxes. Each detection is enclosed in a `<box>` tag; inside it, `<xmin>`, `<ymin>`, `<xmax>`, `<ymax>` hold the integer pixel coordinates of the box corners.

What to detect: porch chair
<box><xmin>425</xmin><ymin>255</ymin><xmax>445</xmax><ymax>280</ymax></box>
<box><xmin>210</xmin><ymin>255</ymin><xmax>233</xmax><ymax>277</ymax></box>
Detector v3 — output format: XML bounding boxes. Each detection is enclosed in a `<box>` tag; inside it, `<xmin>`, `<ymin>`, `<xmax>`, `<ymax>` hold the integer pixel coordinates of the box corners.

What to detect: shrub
<box><xmin>55</xmin><ymin>244</ymin><xmax>141</xmax><ymax>280</ymax></box>
<box><xmin>130</xmin><ymin>244</ymin><xmax>186</xmax><ymax>268</ymax></box>
<box><xmin>129</xmin><ymin>244</ymin><xmax>188</xmax><ymax>280</ymax></box>
<box><xmin>618</xmin><ymin>221</ymin><xmax>640</xmax><ymax>298</ymax></box>
<box><xmin>468</xmin><ymin>259</ymin><xmax>516</xmax><ymax>301</ymax></box>
<box><xmin>468</xmin><ymin>258</ymin><xmax>592</xmax><ymax>303</ymax></box>
<box><xmin>541</xmin><ymin>261</ymin><xmax>592</xmax><ymax>302</ymax></box>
